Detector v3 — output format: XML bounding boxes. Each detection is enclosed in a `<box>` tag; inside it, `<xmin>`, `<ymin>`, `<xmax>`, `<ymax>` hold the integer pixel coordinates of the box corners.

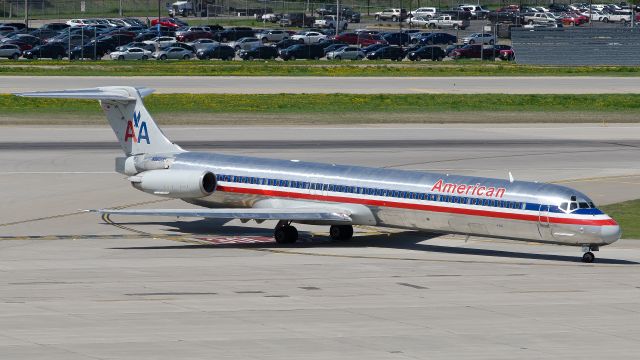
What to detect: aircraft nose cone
<box><xmin>601</xmin><ymin>224</ymin><xmax>621</xmax><ymax>244</ymax></box>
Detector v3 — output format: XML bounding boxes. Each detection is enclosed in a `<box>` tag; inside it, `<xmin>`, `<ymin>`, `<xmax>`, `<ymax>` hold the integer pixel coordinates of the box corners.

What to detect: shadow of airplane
<box><xmin>107</xmin><ymin>219</ymin><xmax>639</xmax><ymax>265</ymax></box>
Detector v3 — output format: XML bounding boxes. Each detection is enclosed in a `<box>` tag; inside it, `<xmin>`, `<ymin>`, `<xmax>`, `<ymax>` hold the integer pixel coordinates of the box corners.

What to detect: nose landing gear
<box><xmin>581</xmin><ymin>245</ymin><xmax>599</xmax><ymax>263</ymax></box>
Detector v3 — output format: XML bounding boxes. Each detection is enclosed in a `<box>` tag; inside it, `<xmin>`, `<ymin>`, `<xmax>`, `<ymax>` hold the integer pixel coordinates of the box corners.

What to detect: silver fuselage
<box><xmin>165</xmin><ymin>151</ymin><xmax>620</xmax><ymax>247</ymax></box>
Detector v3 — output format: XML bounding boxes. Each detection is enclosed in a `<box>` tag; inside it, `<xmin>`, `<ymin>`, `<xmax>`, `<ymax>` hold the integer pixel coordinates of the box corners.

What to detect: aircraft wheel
<box><xmin>329</xmin><ymin>225</ymin><xmax>353</xmax><ymax>241</ymax></box>
<box><xmin>582</xmin><ymin>252</ymin><xmax>595</xmax><ymax>263</ymax></box>
<box><xmin>275</xmin><ymin>225</ymin><xmax>298</xmax><ymax>244</ymax></box>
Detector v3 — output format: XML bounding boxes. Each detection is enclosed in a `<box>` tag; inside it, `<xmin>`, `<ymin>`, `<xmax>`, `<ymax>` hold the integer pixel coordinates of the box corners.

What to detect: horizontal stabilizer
<box><xmin>14</xmin><ymin>86</ymin><xmax>154</xmax><ymax>101</ymax></box>
<box><xmin>94</xmin><ymin>208</ymin><xmax>352</xmax><ymax>223</ymax></box>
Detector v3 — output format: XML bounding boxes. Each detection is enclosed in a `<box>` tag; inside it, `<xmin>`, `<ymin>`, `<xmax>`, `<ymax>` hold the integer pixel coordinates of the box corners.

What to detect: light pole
<box><xmin>24</xmin><ymin>0</ymin><xmax>28</xmax><ymax>28</ymax></box>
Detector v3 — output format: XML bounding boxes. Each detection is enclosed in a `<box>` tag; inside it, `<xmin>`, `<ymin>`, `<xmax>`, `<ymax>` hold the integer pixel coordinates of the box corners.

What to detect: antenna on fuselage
<box><xmin>508</xmin><ymin>171</ymin><xmax>514</xmax><ymax>183</ymax></box>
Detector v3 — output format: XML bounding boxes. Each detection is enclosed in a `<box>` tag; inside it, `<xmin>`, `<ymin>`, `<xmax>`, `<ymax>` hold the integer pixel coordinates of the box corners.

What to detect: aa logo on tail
<box><xmin>124</xmin><ymin>111</ymin><xmax>150</xmax><ymax>144</ymax></box>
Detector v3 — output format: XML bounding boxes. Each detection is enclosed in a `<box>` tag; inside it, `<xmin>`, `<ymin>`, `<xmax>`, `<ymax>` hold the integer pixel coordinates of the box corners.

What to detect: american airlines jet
<box><xmin>17</xmin><ymin>86</ymin><xmax>621</xmax><ymax>263</ymax></box>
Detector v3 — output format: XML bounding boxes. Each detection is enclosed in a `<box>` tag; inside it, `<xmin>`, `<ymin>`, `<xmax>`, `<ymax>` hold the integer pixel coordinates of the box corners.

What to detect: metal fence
<box><xmin>512</xmin><ymin>27</ymin><xmax>640</xmax><ymax>65</ymax></box>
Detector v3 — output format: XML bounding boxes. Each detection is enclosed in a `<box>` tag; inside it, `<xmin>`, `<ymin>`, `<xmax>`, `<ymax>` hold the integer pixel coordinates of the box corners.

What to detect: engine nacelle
<box><xmin>129</xmin><ymin>169</ymin><xmax>217</xmax><ymax>199</ymax></box>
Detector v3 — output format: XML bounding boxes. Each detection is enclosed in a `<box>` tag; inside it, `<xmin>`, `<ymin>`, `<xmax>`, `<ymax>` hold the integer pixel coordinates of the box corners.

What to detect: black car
<box><xmin>238</xmin><ymin>45</ymin><xmax>279</xmax><ymax>60</ymax></box>
<box><xmin>69</xmin><ymin>40</ymin><xmax>112</xmax><ymax>60</ymax></box>
<box><xmin>274</xmin><ymin>38</ymin><xmax>300</xmax><ymax>50</ymax></box>
<box><xmin>213</xmin><ymin>27</ymin><xmax>255</xmax><ymax>42</ymax></box>
<box><xmin>196</xmin><ymin>45</ymin><xmax>235</xmax><ymax>60</ymax></box>
<box><xmin>279</xmin><ymin>44</ymin><xmax>324</xmax><ymax>60</ymax></box>
<box><xmin>40</xmin><ymin>22</ymin><xmax>69</xmax><ymax>31</ymax></box>
<box><xmin>406</xmin><ymin>45</ymin><xmax>445</xmax><ymax>61</ymax></box>
<box><xmin>366</xmin><ymin>46</ymin><xmax>405</xmax><ymax>61</ymax></box>
<box><xmin>316</xmin><ymin>39</ymin><xmax>346</xmax><ymax>49</ymax></box>
<box><xmin>361</xmin><ymin>43</ymin><xmax>387</xmax><ymax>54</ymax></box>
<box><xmin>23</xmin><ymin>42</ymin><xmax>67</xmax><ymax>59</ymax></box>
<box><xmin>97</xmin><ymin>33</ymin><xmax>135</xmax><ymax>47</ymax></box>
<box><xmin>323</xmin><ymin>43</ymin><xmax>347</xmax><ymax>55</ymax></box>
<box><xmin>418</xmin><ymin>33</ymin><xmax>457</xmax><ymax>45</ymax></box>
<box><xmin>381</xmin><ymin>32</ymin><xmax>411</xmax><ymax>46</ymax></box>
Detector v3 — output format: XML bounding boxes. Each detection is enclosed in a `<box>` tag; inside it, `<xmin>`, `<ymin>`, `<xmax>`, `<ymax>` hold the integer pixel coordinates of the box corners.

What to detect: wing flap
<box><xmin>94</xmin><ymin>208</ymin><xmax>352</xmax><ymax>223</ymax></box>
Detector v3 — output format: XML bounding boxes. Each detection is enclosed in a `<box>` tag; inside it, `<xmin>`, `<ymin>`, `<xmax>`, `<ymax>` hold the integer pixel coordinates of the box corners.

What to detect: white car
<box><xmin>143</xmin><ymin>36</ymin><xmax>177</xmax><ymax>48</ymax></box>
<box><xmin>229</xmin><ymin>37</ymin><xmax>261</xmax><ymax>51</ymax></box>
<box><xmin>463</xmin><ymin>33</ymin><xmax>495</xmax><ymax>45</ymax></box>
<box><xmin>409</xmin><ymin>7</ymin><xmax>437</xmax><ymax>18</ymax></box>
<box><xmin>405</xmin><ymin>16</ymin><xmax>431</xmax><ymax>27</ymax></box>
<box><xmin>291</xmin><ymin>31</ymin><xmax>327</xmax><ymax>44</ymax></box>
<box><xmin>257</xmin><ymin>29</ymin><xmax>290</xmax><ymax>42</ymax></box>
<box><xmin>110</xmin><ymin>47</ymin><xmax>152</xmax><ymax>60</ymax></box>
<box><xmin>66</xmin><ymin>19</ymin><xmax>89</xmax><ymax>27</ymax></box>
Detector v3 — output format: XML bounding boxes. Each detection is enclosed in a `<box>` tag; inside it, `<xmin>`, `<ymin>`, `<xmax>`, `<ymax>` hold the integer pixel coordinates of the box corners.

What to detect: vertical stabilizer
<box><xmin>15</xmin><ymin>86</ymin><xmax>183</xmax><ymax>156</ymax></box>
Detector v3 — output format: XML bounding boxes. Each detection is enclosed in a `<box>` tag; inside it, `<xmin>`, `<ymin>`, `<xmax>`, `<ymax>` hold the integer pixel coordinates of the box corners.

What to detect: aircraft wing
<box><xmin>94</xmin><ymin>208</ymin><xmax>352</xmax><ymax>223</ymax></box>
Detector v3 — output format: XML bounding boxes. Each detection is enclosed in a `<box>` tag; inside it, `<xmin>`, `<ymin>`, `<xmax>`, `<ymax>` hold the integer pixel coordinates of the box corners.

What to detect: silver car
<box><xmin>187</xmin><ymin>38</ymin><xmax>219</xmax><ymax>51</ymax></box>
<box><xmin>258</xmin><ymin>30</ymin><xmax>290</xmax><ymax>43</ymax></box>
<box><xmin>229</xmin><ymin>37</ymin><xmax>261</xmax><ymax>51</ymax></box>
<box><xmin>152</xmin><ymin>46</ymin><xmax>194</xmax><ymax>60</ymax></box>
<box><xmin>110</xmin><ymin>47</ymin><xmax>152</xmax><ymax>60</ymax></box>
<box><xmin>0</xmin><ymin>44</ymin><xmax>21</xmax><ymax>59</ymax></box>
<box><xmin>326</xmin><ymin>46</ymin><xmax>365</xmax><ymax>60</ymax></box>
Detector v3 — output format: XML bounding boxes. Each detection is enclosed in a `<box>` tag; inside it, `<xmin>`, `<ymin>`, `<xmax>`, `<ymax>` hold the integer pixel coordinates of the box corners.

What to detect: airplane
<box><xmin>16</xmin><ymin>86</ymin><xmax>621</xmax><ymax>263</ymax></box>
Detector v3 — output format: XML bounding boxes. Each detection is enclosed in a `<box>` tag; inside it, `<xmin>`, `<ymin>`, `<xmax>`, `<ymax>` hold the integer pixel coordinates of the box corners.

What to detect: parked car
<box><xmin>187</xmin><ymin>38</ymin><xmax>219</xmax><ymax>51</ymax></box>
<box><xmin>175</xmin><ymin>27</ymin><xmax>213</xmax><ymax>42</ymax></box>
<box><xmin>334</xmin><ymin>32</ymin><xmax>387</xmax><ymax>46</ymax></box>
<box><xmin>230</xmin><ymin>37</ymin><xmax>261</xmax><ymax>51</ymax></box>
<box><xmin>68</xmin><ymin>40</ymin><xmax>113</xmax><ymax>60</ymax></box>
<box><xmin>279</xmin><ymin>13</ymin><xmax>316</xmax><ymax>27</ymax></box>
<box><xmin>375</xmin><ymin>8</ymin><xmax>408</xmax><ymax>22</ymax></box>
<box><xmin>323</xmin><ymin>43</ymin><xmax>348</xmax><ymax>55</ymax></box>
<box><xmin>279</xmin><ymin>44</ymin><xmax>324</xmax><ymax>60</ymax></box>
<box><xmin>426</xmin><ymin>15</ymin><xmax>470</xmax><ymax>29</ymax></box>
<box><xmin>258</xmin><ymin>29</ymin><xmax>290</xmax><ymax>43</ymax></box>
<box><xmin>143</xmin><ymin>36</ymin><xmax>177</xmax><ymax>48</ymax></box>
<box><xmin>110</xmin><ymin>47</ymin><xmax>152</xmax><ymax>60</ymax></box>
<box><xmin>462</xmin><ymin>33</ymin><xmax>494</xmax><ymax>45</ymax></box>
<box><xmin>326</xmin><ymin>46</ymin><xmax>365</xmax><ymax>60</ymax></box>
<box><xmin>418</xmin><ymin>32</ymin><xmax>457</xmax><ymax>45</ymax></box>
<box><xmin>196</xmin><ymin>44</ymin><xmax>235</xmax><ymax>60</ymax></box>
<box><xmin>450</xmin><ymin>44</ymin><xmax>496</xmax><ymax>59</ymax></box>
<box><xmin>150</xmin><ymin>17</ymin><xmax>187</xmax><ymax>28</ymax></box>
<box><xmin>444</xmin><ymin>44</ymin><xmax>465</xmax><ymax>57</ymax></box>
<box><xmin>213</xmin><ymin>27</ymin><xmax>255</xmax><ymax>42</ymax></box>
<box><xmin>152</xmin><ymin>46</ymin><xmax>194</xmax><ymax>60</ymax></box>
<box><xmin>382</xmin><ymin>32</ymin><xmax>411</xmax><ymax>46</ymax></box>
<box><xmin>405</xmin><ymin>16</ymin><xmax>431</xmax><ymax>27</ymax></box>
<box><xmin>498</xmin><ymin>47</ymin><xmax>515</xmax><ymax>61</ymax></box>
<box><xmin>406</xmin><ymin>45</ymin><xmax>446</xmax><ymax>61</ymax></box>
<box><xmin>361</xmin><ymin>43</ymin><xmax>387</xmax><ymax>54</ymax></box>
<box><xmin>0</xmin><ymin>44</ymin><xmax>21</xmax><ymax>59</ymax></box>
<box><xmin>23</xmin><ymin>42</ymin><xmax>67</xmax><ymax>59</ymax></box>
<box><xmin>238</xmin><ymin>45</ymin><xmax>279</xmax><ymax>60</ymax></box>
<box><xmin>409</xmin><ymin>7</ymin><xmax>437</xmax><ymax>18</ymax></box>
<box><xmin>274</xmin><ymin>38</ymin><xmax>300</xmax><ymax>49</ymax></box>
<box><xmin>366</xmin><ymin>46</ymin><xmax>405</xmax><ymax>60</ymax></box>
<box><xmin>291</xmin><ymin>31</ymin><xmax>327</xmax><ymax>44</ymax></box>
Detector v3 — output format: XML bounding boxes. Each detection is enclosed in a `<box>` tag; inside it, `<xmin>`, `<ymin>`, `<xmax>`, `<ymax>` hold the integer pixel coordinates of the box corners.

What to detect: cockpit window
<box><xmin>579</xmin><ymin>202</ymin><xmax>590</xmax><ymax>209</ymax></box>
<box><xmin>569</xmin><ymin>202</ymin><xmax>577</xmax><ymax>211</ymax></box>
<box><xmin>560</xmin><ymin>202</ymin><xmax>568</xmax><ymax>211</ymax></box>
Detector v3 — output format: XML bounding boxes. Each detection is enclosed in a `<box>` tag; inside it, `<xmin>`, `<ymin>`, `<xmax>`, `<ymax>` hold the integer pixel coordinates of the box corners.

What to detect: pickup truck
<box><xmin>314</xmin><ymin>15</ymin><xmax>348</xmax><ymax>30</ymax></box>
<box><xmin>426</xmin><ymin>15</ymin><xmax>469</xmax><ymax>30</ymax></box>
<box><xmin>600</xmin><ymin>12</ymin><xmax>631</xmax><ymax>23</ymax></box>
<box><xmin>522</xmin><ymin>12</ymin><xmax>558</xmax><ymax>25</ymax></box>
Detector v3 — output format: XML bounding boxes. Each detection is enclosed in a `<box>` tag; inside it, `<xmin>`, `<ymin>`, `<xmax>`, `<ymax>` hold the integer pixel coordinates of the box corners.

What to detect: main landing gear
<box><xmin>273</xmin><ymin>222</ymin><xmax>354</xmax><ymax>244</ymax></box>
<box><xmin>581</xmin><ymin>245</ymin><xmax>599</xmax><ymax>263</ymax></box>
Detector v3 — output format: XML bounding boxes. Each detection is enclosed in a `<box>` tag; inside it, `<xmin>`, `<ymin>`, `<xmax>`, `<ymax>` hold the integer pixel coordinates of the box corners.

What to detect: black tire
<box><xmin>32</xmin><ymin>54</ymin><xmax>38</xmax><ymax>60</ymax></box>
<box><xmin>582</xmin><ymin>252</ymin><xmax>595</xmax><ymax>263</ymax></box>
<box><xmin>248</xmin><ymin>55</ymin><xmax>254</xmax><ymax>60</ymax></box>
<box><xmin>329</xmin><ymin>225</ymin><xmax>353</xmax><ymax>241</ymax></box>
<box><xmin>290</xmin><ymin>55</ymin><xmax>296</xmax><ymax>61</ymax></box>
<box><xmin>453</xmin><ymin>24</ymin><xmax>459</xmax><ymax>30</ymax></box>
<box><xmin>55</xmin><ymin>54</ymin><xmax>63</xmax><ymax>60</ymax></box>
<box><xmin>335</xmin><ymin>55</ymin><xmax>342</xmax><ymax>60</ymax></box>
<box><xmin>428</xmin><ymin>23</ymin><xmax>436</xmax><ymax>29</ymax></box>
<box><xmin>437</xmin><ymin>56</ymin><xmax>443</xmax><ymax>61</ymax></box>
<box><xmin>528</xmin><ymin>20</ymin><xmax>534</xmax><ymax>25</ymax></box>
<box><xmin>356</xmin><ymin>55</ymin><xmax>363</xmax><ymax>60</ymax></box>
<box><xmin>235</xmin><ymin>46</ymin><xmax>240</xmax><ymax>51</ymax></box>
<box><xmin>11</xmin><ymin>53</ymin><xmax>19</xmax><ymax>60</ymax></box>
<box><xmin>221</xmin><ymin>37</ymin><xmax>228</xmax><ymax>42</ymax></box>
<box><xmin>603</xmin><ymin>18</ymin><xmax>609</xmax><ymax>23</ymax></box>
<box><xmin>118</xmin><ymin>55</ymin><xmax>124</xmax><ymax>60</ymax></box>
<box><xmin>298</xmin><ymin>39</ymin><xmax>304</xmax><ymax>44</ymax></box>
<box><xmin>313</xmin><ymin>55</ymin><xmax>320</xmax><ymax>60</ymax></box>
<box><xmin>415</xmin><ymin>55</ymin><xmax>422</xmax><ymax>61</ymax></box>
<box><xmin>160</xmin><ymin>54</ymin><xmax>167</xmax><ymax>60</ymax></box>
<box><xmin>489</xmin><ymin>39</ymin><xmax>494</xmax><ymax>45</ymax></box>
<box><xmin>183</xmin><ymin>54</ymin><xmax>190</xmax><ymax>60</ymax></box>
<box><xmin>392</xmin><ymin>15</ymin><xmax>398</xmax><ymax>22</ymax></box>
<box><xmin>275</xmin><ymin>225</ymin><xmax>298</xmax><ymax>244</ymax></box>
<box><xmin>141</xmin><ymin>55</ymin><xmax>148</xmax><ymax>60</ymax></box>
<box><xmin>469</xmin><ymin>39</ymin><xmax>475</xmax><ymax>44</ymax></box>
<box><xmin>262</xmin><ymin>37</ymin><xmax>268</xmax><ymax>43</ymax></box>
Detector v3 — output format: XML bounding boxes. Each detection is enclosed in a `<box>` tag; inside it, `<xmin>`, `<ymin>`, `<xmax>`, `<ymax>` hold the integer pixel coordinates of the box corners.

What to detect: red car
<box><xmin>561</xmin><ymin>13</ymin><xmax>586</xmax><ymax>26</ymax></box>
<box><xmin>175</xmin><ymin>27</ymin><xmax>213</xmax><ymax>42</ymax></box>
<box><xmin>450</xmin><ymin>44</ymin><xmax>496</xmax><ymax>59</ymax></box>
<box><xmin>334</xmin><ymin>32</ymin><xmax>387</xmax><ymax>46</ymax></box>
<box><xmin>499</xmin><ymin>48</ymin><xmax>514</xmax><ymax>61</ymax></box>
<box><xmin>151</xmin><ymin>17</ymin><xmax>187</xmax><ymax>28</ymax></box>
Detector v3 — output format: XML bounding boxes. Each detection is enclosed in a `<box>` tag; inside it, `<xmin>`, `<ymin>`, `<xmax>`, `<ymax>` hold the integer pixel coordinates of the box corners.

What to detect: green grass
<box><xmin>3</xmin><ymin>93</ymin><xmax>640</xmax><ymax>114</ymax></box>
<box><xmin>601</xmin><ymin>199</ymin><xmax>640</xmax><ymax>239</ymax></box>
<box><xmin>3</xmin><ymin>61</ymin><xmax>640</xmax><ymax>77</ymax></box>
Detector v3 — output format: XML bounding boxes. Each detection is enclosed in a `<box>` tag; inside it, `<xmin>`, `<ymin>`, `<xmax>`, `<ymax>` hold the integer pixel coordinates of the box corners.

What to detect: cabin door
<box><xmin>537</xmin><ymin>204</ymin><xmax>553</xmax><ymax>240</ymax></box>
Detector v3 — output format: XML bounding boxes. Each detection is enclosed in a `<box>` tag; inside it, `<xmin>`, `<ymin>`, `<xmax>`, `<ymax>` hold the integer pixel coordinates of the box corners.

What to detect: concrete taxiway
<box><xmin>2</xmin><ymin>124</ymin><xmax>640</xmax><ymax>359</ymax></box>
<box><xmin>2</xmin><ymin>76</ymin><xmax>640</xmax><ymax>94</ymax></box>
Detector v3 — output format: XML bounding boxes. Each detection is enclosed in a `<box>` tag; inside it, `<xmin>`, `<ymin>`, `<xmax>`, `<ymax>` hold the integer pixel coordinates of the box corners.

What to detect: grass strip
<box><xmin>3</xmin><ymin>93</ymin><xmax>640</xmax><ymax>115</ymax></box>
<box><xmin>601</xmin><ymin>199</ymin><xmax>640</xmax><ymax>239</ymax></box>
<box><xmin>2</xmin><ymin>61</ymin><xmax>640</xmax><ymax>77</ymax></box>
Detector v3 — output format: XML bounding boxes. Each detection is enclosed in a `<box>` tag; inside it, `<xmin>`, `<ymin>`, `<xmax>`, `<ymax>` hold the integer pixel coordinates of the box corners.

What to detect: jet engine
<box><xmin>129</xmin><ymin>169</ymin><xmax>217</xmax><ymax>198</ymax></box>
